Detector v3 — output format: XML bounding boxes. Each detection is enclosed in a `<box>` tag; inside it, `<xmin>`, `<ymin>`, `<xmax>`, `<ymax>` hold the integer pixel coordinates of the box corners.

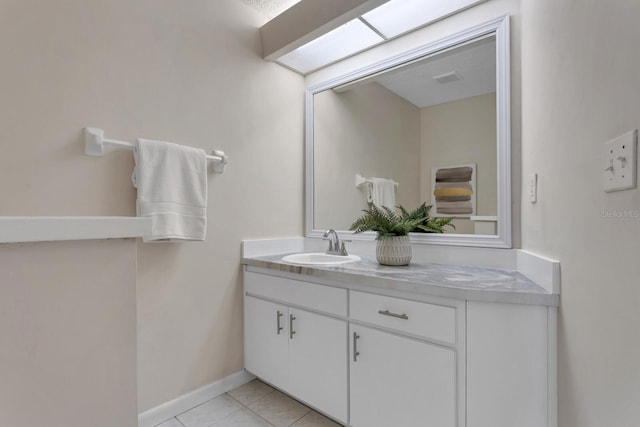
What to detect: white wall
<box><xmin>520</xmin><ymin>1</ymin><xmax>640</xmax><ymax>426</ymax></box>
<box><xmin>314</xmin><ymin>82</ymin><xmax>420</xmax><ymax>230</ymax></box>
<box><xmin>0</xmin><ymin>240</ymin><xmax>138</xmax><ymax>427</ymax></box>
<box><xmin>0</xmin><ymin>0</ymin><xmax>304</xmax><ymax>413</ymax></box>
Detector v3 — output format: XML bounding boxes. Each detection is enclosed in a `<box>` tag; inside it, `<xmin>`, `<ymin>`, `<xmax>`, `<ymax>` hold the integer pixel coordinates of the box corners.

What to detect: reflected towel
<box><xmin>133</xmin><ymin>138</ymin><xmax>208</xmax><ymax>242</ymax></box>
<box><xmin>437</xmin><ymin>203</ymin><xmax>474</xmax><ymax>215</ymax></box>
<box><xmin>435</xmin><ymin>166</ymin><xmax>474</xmax><ymax>182</ymax></box>
<box><xmin>433</xmin><ymin>187</ymin><xmax>473</xmax><ymax>198</ymax></box>
<box><xmin>435</xmin><ymin>195</ymin><xmax>472</xmax><ymax>202</ymax></box>
<box><xmin>368</xmin><ymin>178</ymin><xmax>397</xmax><ymax>210</ymax></box>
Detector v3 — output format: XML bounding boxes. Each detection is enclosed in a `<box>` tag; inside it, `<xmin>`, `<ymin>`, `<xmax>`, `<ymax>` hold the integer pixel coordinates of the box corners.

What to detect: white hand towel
<box><xmin>368</xmin><ymin>178</ymin><xmax>397</xmax><ymax>210</ymax></box>
<box><xmin>133</xmin><ymin>138</ymin><xmax>208</xmax><ymax>242</ymax></box>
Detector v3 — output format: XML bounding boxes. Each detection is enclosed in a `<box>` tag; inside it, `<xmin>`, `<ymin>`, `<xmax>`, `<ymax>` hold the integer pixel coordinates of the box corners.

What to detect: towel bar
<box><xmin>355</xmin><ymin>173</ymin><xmax>399</xmax><ymax>188</ymax></box>
<box><xmin>84</xmin><ymin>127</ymin><xmax>228</xmax><ymax>173</ymax></box>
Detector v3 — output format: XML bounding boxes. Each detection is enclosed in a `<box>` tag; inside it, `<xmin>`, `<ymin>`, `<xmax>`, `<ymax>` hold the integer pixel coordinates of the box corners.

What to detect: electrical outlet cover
<box><xmin>603</xmin><ymin>130</ymin><xmax>637</xmax><ymax>192</ymax></box>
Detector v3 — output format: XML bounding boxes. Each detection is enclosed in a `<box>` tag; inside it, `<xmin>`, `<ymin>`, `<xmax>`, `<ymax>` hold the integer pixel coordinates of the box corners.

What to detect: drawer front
<box><xmin>245</xmin><ymin>271</ymin><xmax>347</xmax><ymax>317</ymax></box>
<box><xmin>350</xmin><ymin>291</ymin><xmax>456</xmax><ymax>345</ymax></box>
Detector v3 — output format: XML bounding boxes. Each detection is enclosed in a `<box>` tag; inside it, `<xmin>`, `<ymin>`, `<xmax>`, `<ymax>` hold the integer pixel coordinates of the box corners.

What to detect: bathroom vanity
<box><xmin>242</xmin><ymin>254</ymin><xmax>558</xmax><ymax>427</ymax></box>
<box><xmin>242</xmin><ymin>12</ymin><xmax>553</xmax><ymax>427</ymax></box>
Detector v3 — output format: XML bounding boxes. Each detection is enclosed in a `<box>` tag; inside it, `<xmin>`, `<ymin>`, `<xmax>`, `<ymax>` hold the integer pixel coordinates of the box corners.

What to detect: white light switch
<box><xmin>603</xmin><ymin>130</ymin><xmax>637</xmax><ymax>192</ymax></box>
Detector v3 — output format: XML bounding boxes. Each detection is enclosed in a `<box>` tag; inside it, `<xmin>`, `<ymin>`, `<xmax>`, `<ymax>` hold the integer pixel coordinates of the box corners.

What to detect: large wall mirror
<box><xmin>305</xmin><ymin>16</ymin><xmax>511</xmax><ymax>248</ymax></box>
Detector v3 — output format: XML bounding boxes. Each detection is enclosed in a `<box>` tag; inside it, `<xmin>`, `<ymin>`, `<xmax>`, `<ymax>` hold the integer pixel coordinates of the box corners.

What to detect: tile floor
<box><xmin>155</xmin><ymin>379</ymin><xmax>342</xmax><ymax>427</ymax></box>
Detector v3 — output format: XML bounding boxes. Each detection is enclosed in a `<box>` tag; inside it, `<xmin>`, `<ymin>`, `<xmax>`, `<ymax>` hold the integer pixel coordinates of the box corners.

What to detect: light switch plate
<box><xmin>603</xmin><ymin>130</ymin><xmax>637</xmax><ymax>192</ymax></box>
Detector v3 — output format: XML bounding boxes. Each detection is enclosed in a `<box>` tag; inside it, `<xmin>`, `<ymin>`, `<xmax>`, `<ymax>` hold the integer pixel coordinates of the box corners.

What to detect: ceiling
<box><xmin>335</xmin><ymin>36</ymin><xmax>496</xmax><ymax>109</ymax></box>
<box><xmin>240</xmin><ymin>0</ymin><xmax>300</xmax><ymax>19</ymax></box>
<box><xmin>374</xmin><ymin>36</ymin><xmax>496</xmax><ymax>108</ymax></box>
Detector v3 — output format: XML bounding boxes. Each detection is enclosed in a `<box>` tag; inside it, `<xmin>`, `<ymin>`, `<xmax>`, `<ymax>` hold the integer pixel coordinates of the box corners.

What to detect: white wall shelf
<box><xmin>0</xmin><ymin>217</ymin><xmax>151</xmax><ymax>244</ymax></box>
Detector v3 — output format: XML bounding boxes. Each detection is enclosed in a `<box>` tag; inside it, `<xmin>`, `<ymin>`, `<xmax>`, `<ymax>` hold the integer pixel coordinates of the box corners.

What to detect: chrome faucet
<box><xmin>323</xmin><ymin>229</ymin><xmax>350</xmax><ymax>256</ymax></box>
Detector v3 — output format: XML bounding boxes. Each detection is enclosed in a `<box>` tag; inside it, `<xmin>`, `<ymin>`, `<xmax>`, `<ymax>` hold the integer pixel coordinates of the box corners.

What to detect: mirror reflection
<box><xmin>313</xmin><ymin>35</ymin><xmax>498</xmax><ymax>235</ymax></box>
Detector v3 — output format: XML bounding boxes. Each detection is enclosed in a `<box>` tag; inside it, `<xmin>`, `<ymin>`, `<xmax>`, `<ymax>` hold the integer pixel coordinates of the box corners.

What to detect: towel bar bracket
<box><xmin>211</xmin><ymin>150</ymin><xmax>228</xmax><ymax>173</ymax></box>
<box><xmin>85</xmin><ymin>127</ymin><xmax>105</xmax><ymax>156</ymax></box>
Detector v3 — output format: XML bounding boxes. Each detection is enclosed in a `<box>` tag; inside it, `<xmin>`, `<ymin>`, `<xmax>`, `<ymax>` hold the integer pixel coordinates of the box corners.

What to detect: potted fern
<box><xmin>349</xmin><ymin>203</ymin><xmax>454</xmax><ymax>266</ymax></box>
<box><xmin>398</xmin><ymin>202</ymin><xmax>455</xmax><ymax>234</ymax></box>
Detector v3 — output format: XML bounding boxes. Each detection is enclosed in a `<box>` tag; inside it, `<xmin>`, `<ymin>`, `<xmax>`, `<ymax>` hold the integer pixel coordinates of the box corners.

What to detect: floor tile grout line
<box><xmin>173</xmin><ymin>393</ymin><xmax>225</xmax><ymax>420</ymax></box>
<box><xmin>174</xmin><ymin>380</ymin><xmax>337</xmax><ymax>427</ymax></box>
<box><xmin>175</xmin><ymin>393</ymin><xmax>246</xmax><ymax>427</ymax></box>
<box><xmin>225</xmin><ymin>391</ymin><xmax>277</xmax><ymax>426</ymax></box>
<box><xmin>242</xmin><ymin>384</ymin><xmax>313</xmax><ymax>426</ymax></box>
<box><xmin>210</xmin><ymin>405</ymin><xmax>245</xmax><ymax>427</ymax></box>
<box><xmin>227</xmin><ymin>387</ymin><xmax>276</xmax><ymax>408</ymax></box>
<box><xmin>154</xmin><ymin>416</ymin><xmax>185</xmax><ymax>427</ymax></box>
<box><xmin>230</xmin><ymin>383</ymin><xmax>318</xmax><ymax>427</ymax></box>
<box><xmin>286</xmin><ymin>406</ymin><xmax>312</xmax><ymax>427</ymax></box>
<box><xmin>245</xmin><ymin>406</ymin><xmax>278</xmax><ymax>427</ymax></box>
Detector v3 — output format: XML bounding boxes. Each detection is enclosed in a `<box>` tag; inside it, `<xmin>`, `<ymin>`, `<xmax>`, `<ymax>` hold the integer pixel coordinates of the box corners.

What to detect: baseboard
<box><xmin>138</xmin><ymin>370</ymin><xmax>255</xmax><ymax>427</ymax></box>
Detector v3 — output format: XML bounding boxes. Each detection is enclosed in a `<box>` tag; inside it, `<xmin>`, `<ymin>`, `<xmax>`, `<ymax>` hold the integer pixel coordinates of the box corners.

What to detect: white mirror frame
<box><xmin>305</xmin><ymin>15</ymin><xmax>511</xmax><ymax>248</ymax></box>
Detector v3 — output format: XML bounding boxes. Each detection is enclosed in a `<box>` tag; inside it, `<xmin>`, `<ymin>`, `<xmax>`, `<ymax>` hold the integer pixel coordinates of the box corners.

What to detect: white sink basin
<box><xmin>282</xmin><ymin>252</ymin><xmax>361</xmax><ymax>266</ymax></box>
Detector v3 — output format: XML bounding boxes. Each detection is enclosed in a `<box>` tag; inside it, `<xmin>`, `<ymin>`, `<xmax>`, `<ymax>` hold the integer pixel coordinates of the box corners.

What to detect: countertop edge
<box><xmin>0</xmin><ymin>217</ymin><xmax>152</xmax><ymax>243</ymax></box>
<box><xmin>242</xmin><ymin>257</ymin><xmax>560</xmax><ymax>307</ymax></box>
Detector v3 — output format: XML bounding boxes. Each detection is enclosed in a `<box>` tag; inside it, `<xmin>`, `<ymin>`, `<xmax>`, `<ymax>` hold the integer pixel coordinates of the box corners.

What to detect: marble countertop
<box><xmin>243</xmin><ymin>254</ymin><xmax>559</xmax><ymax>306</ymax></box>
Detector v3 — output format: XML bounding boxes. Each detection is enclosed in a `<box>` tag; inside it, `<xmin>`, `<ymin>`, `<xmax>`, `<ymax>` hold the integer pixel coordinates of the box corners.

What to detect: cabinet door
<box><xmin>288</xmin><ymin>308</ymin><xmax>348</xmax><ymax>424</ymax></box>
<box><xmin>244</xmin><ymin>296</ymin><xmax>289</xmax><ymax>389</ymax></box>
<box><xmin>350</xmin><ymin>324</ymin><xmax>457</xmax><ymax>427</ymax></box>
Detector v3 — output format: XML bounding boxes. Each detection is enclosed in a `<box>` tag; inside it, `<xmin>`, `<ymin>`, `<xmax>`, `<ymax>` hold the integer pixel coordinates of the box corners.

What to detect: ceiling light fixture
<box><xmin>277</xmin><ymin>18</ymin><xmax>384</xmax><ymax>74</ymax></box>
<box><xmin>362</xmin><ymin>0</ymin><xmax>485</xmax><ymax>39</ymax></box>
<box><xmin>262</xmin><ymin>0</ymin><xmax>488</xmax><ymax>74</ymax></box>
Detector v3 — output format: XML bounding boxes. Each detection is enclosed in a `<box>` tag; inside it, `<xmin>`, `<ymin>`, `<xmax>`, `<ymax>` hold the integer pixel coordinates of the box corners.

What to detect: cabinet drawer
<box><xmin>350</xmin><ymin>291</ymin><xmax>456</xmax><ymax>345</ymax></box>
<box><xmin>245</xmin><ymin>271</ymin><xmax>347</xmax><ymax>317</ymax></box>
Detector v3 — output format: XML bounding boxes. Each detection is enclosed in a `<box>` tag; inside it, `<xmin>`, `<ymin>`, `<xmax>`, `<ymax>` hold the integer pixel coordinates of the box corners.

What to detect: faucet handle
<box><xmin>340</xmin><ymin>240</ymin><xmax>351</xmax><ymax>256</ymax></box>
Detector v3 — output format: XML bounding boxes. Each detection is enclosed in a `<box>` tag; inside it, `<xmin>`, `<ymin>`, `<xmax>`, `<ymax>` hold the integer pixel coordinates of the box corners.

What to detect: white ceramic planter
<box><xmin>376</xmin><ymin>235</ymin><xmax>412</xmax><ymax>266</ymax></box>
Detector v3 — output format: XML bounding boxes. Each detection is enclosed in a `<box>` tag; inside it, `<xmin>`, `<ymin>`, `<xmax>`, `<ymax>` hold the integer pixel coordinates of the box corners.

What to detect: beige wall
<box><xmin>11</xmin><ymin>1</ymin><xmax>640</xmax><ymax>426</ymax></box>
<box><xmin>0</xmin><ymin>240</ymin><xmax>138</xmax><ymax>427</ymax></box>
<box><xmin>0</xmin><ymin>0</ymin><xmax>304</xmax><ymax>413</ymax></box>
<box><xmin>521</xmin><ymin>1</ymin><xmax>640</xmax><ymax>426</ymax></box>
<box><xmin>420</xmin><ymin>93</ymin><xmax>497</xmax><ymax>234</ymax></box>
<box><xmin>314</xmin><ymin>82</ymin><xmax>421</xmax><ymax>230</ymax></box>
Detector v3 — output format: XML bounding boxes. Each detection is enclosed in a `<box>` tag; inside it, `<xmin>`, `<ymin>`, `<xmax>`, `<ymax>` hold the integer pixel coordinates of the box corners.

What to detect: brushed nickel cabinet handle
<box><xmin>276</xmin><ymin>310</ymin><xmax>283</xmax><ymax>335</ymax></box>
<box><xmin>289</xmin><ymin>314</ymin><xmax>296</xmax><ymax>339</ymax></box>
<box><xmin>353</xmin><ymin>332</ymin><xmax>360</xmax><ymax>362</ymax></box>
<box><xmin>378</xmin><ymin>309</ymin><xmax>409</xmax><ymax>320</ymax></box>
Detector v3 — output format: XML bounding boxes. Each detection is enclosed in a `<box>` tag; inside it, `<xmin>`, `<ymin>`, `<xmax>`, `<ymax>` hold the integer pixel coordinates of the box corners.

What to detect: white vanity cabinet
<box><xmin>349</xmin><ymin>324</ymin><xmax>457</xmax><ymax>427</ymax></box>
<box><xmin>243</xmin><ymin>266</ymin><xmax>557</xmax><ymax>427</ymax></box>
<box><xmin>348</xmin><ymin>291</ymin><xmax>464</xmax><ymax>427</ymax></box>
<box><xmin>244</xmin><ymin>271</ymin><xmax>348</xmax><ymax>424</ymax></box>
<box><xmin>244</xmin><ymin>296</ymin><xmax>289</xmax><ymax>388</ymax></box>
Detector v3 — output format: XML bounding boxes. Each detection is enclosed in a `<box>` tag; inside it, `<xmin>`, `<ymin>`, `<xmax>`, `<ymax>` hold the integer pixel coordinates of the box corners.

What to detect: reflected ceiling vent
<box><xmin>433</xmin><ymin>71</ymin><xmax>462</xmax><ymax>84</ymax></box>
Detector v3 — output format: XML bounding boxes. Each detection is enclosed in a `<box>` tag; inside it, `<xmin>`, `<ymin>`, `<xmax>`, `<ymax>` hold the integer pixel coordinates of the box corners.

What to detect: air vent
<box><xmin>432</xmin><ymin>71</ymin><xmax>462</xmax><ymax>84</ymax></box>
